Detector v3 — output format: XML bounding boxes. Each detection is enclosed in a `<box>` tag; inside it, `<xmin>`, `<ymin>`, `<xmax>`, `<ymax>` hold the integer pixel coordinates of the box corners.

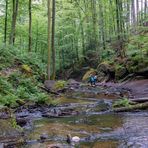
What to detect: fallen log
<box><xmin>130</xmin><ymin>97</ymin><xmax>148</xmax><ymax>103</ymax></box>
<box><xmin>113</xmin><ymin>102</ymin><xmax>148</xmax><ymax>112</ymax></box>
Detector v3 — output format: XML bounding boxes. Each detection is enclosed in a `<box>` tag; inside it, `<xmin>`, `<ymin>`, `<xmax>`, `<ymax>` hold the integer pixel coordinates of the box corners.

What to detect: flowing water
<box><xmin>24</xmin><ymin>89</ymin><xmax>148</xmax><ymax>148</ymax></box>
<box><xmin>0</xmin><ymin>86</ymin><xmax>148</xmax><ymax>148</ymax></box>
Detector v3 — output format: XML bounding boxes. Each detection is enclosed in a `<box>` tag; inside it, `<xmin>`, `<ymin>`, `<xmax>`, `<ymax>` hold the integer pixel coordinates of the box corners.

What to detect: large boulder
<box><xmin>44</xmin><ymin>80</ymin><xmax>56</xmax><ymax>90</ymax></box>
<box><xmin>115</xmin><ymin>66</ymin><xmax>128</xmax><ymax>79</ymax></box>
<box><xmin>44</xmin><ymin>80</ymin><xmax>67</xmax><ymax>93</ymax></box>
<box><xmin>97</xmin><ymin>62</ymin><xmax>115</xmax><ymax>82</ymax></box>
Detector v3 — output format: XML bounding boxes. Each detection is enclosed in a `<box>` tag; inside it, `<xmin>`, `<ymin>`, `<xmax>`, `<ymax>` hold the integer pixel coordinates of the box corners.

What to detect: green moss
<box><xmin>21</xmin><ymin>64</ymin><xmax>32</xmax><ymax>74</ymax></box>
<box><xmin>113</xmin><ymin>98</ymin><xmax>131</xmax><ymax>108</ymax></box>
<box><xmin>54</xmin><ymin>80</ymin><xmax>67</xmax><ymax>90</ymax></box>
<box><xmin>82</xmin><ymin>68</ymin><xmax>96</xmax><ymax>81</ymax></box>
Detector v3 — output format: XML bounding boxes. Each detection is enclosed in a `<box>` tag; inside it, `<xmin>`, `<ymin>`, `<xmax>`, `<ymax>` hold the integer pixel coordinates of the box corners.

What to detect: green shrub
<box><xmin>0</xmin><ymin>77</ymin><xmax>14</xmax><ymax>95</ymax></box>
<box><xmin>0</xmin><ymin>94</ymin><xmax>18</xmax><ymax>107</ymax></box>
<box><xmin>0</xmin><ymin>46</ymin><xmax>56</xmax><ymax>107</ymax></box>
<box><xmin>34</xmin><ymin>93</ymin><xmax>49</xmax><ymax>104</ymax></box>
<box><xmin>113</xmin><ymin>98</ymin><xmax>131</xmax><ymax>108</ymax></box>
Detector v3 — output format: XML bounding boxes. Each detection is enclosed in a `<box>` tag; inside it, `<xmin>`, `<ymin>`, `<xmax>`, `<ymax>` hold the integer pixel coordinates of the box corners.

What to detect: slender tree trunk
<box><xmin>28</xmin><ymin>0</ymin><xmax>32</xmax><ymax>52</ymax></box>
<box><xmin>141</xmin><ymin>0</ymin><xmax>144</xmax><ymax>24</ymax></box>
<box><xmin>126</xmin><ymin>0</ymin><xmax>130</xmax><ymax>32</ymax></box>
<box><xmin>115</xmin><ymin>0</ymin><xmax>125</xmax><ymax>58</ymax></box>
<box><xmin>47</xmin><ymin>0</ymin><xmax>51</xmax><ymax>80</ymax></box>
<box><xmin>4</xmin><ymin>0</ymin><xmax>8</xmax><ymax>45</ymax></box>
<box><xmin>115</xmin><ymin>0</ymin><xmax>120</xmax><ymax>40</ymax></box>
<box><xmin>131</xmin><ymin>0</ymin><xmax>136</xmax><ymax>25</ymax></box>
<box><xmin>136</xmin><ymin>0</ymin><xmax>139</xmax><ymax>24</ymax></box>
<box><xmin>51</xmin><ymin>0</ymin><xmax>56</xmax><ymax>80</ymax></box>
<box><xmin>35</xmin><ymin>21</ymin><xmax>39</xmax><ymax>52</ymax></box>
<box><xmin>144</xmin><ymin>0</ymin><xmax>147</xmax><ymax>19</ymax></box>
<box><xmin>99</xmin><ymin>1</ymin><xmax>106</xmax><ymax>50</ymax></box>
<box><xmin>91</xmin><ymin>0</ymin><xmax>97</xmax><ymax>50</ymax></box>
<box><xmin>78</xmin><ymin>10</ymin><xmax>85</xmax><ymax>56</ymax></box>
<box><xmin>74</xmin><ymin>30</ymin><xmax>79</xmax><ymax>61</ymax></box>
<box><xmin>9</xmin><ymin>0</ymin><xmax>19</xmax><ymax>45</ymax></box>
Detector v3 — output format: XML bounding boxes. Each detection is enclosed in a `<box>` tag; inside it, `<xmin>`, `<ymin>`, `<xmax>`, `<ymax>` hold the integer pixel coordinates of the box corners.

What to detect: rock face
<box><xmin>97</xmin><ymin>62</ymin><xmax>115</xmax><ymax>82</ymax></box>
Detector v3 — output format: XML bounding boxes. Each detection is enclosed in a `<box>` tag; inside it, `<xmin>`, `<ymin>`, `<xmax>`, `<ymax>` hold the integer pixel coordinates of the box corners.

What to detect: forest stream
<box><xmin>0</xmin><ymin>80</ymin><xmax>148</xmax><ymax>148</ymax></box>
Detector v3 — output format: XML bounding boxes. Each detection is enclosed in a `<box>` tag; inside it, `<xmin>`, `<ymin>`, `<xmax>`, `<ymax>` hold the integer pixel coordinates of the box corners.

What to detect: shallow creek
<box><xmin>0</xmin><ymin>85</ymin><xmax>148</xmax><ymax>148</ymax></box>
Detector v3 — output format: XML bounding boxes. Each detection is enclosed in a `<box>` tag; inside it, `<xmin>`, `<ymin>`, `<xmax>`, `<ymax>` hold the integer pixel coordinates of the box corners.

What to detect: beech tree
<box><xmin>51</xmin><ymin>0</ymin><xmax>56</xmax><ymax>79</ymax></box>
<box><xmin>47</xmin><ymin>0</ymin><xmax>51</xmax><ymax>80</ymax></box>
<box><xmin>9</xmin><ymin>0</ymin><xmax>19</xmax><ymax>45</ymax></box>
<box><xmin>28</xmin><ymin>0</ymin><xmax>32</xmax><ymax>52</ymax></box>
<box><xmin>4</xmin><ymin>0</ymin><xmax>8</xmax><ymax>44</ymax></box>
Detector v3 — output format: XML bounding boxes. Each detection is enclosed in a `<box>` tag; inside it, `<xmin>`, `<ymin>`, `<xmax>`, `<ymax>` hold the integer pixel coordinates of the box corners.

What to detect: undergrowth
<box><xmin>0</xmin><ymin>45</ymin><xmax>55</xmax><ymax>107</ymax></box>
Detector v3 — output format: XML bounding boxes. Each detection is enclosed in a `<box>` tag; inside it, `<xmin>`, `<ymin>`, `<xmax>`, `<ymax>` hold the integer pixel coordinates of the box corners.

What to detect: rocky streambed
<box><xmin>0</xmin><ymin>80</ymin><xmax>148</xmax><ymax>148</ymax></box>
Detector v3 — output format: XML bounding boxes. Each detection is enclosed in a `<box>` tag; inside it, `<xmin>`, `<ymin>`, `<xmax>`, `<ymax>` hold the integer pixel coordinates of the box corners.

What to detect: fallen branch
<box><xmin>113</xmin><ymin>102</ymin><xmax>148</xmax><ymax>112</ymax></box>
<box><xmin>130</xmin><ymin>97</ymin><xmax>148</xmax><ymax>103</ymax></box>
<box><xmin>39</xmin><ymin>86</ymin><xmax>59</xmax><ymax>95</ymax></box>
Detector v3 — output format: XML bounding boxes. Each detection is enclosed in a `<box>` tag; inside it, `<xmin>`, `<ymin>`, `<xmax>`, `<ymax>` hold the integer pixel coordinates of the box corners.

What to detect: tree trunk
<box><xmin>115</xmin><ymin>0</ymin><xmax>120</xmax><ymax>39</ymax></box>
<box><xmin>47</xmin><ymin>0</ymin><xmax>51</xmax><ymax>80</ymax></box>
<box><xmin>144</xmin><ymin>0</ymin><xmax>147</xmax><ymax>19</ymax></box>
<box><xmin>91</xmin><ymin>0</ymin><xmax>97</xmax><ymax>50</ymax></box>
<box><xmin>126</xmin><ymin>0</ymin><xmax>130</xmax><ymax>32</ymax></box>
<box><xmin>136</xmin><ymin>0</ymin><xmax>139</xmax><ymax>24</ymax></box>
<box><xmin>35</xmin><ymin>21</ymin><xmax>39</xmax><ymax>52</ymax></box>
<box><xmin>131</xmin><ymin>0</ymin><xmax>136</xmax><ymax>26</ymax></box>
<box><xmin>78</xmin><ymin>10</ymin><xmax>85</xmax><ymax>56</ymax></box>
<box><xmin>9</xmin><ymin>0</ymin><xmax>19</xmax><ymax>45</ymax></box>
<box><xmin>141</xmin><ymin>0</ymin><xmax>144</xmax><ymax>24</ymax></box>
<box><xmin>51</xmin><ymin>0</ymin><xmax>56</xmax><ymax>80</ymax></box>
<box><xmin>99</xmin><ymin>1</ymin><xmax>106</xmax><ymax>50</ymax></box>
<box><xmin>4</xmin><ymin>0</ymin><xmax>8</xmax><ymax>45</ymax></box>
<box><xmin>28</xmin><ymin>0</ymin><xmax>32</xmax><ymax>52</ymax></box>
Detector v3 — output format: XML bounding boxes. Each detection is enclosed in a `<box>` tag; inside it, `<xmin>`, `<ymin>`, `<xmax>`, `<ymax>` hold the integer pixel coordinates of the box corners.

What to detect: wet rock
<box><xmin>44</xmin><ymin>80</ymin><xmax>57</xmax><ymax>91</ymax></box>
<box><xmin>40</xmin><ymin>133</ymin><xmax>48</xmax><ymax>140</ymax></box>
<box><xmin>47</xmin><ymin>143</ymin><xmax>64</xmax><ymax>148</ymax></box>
<box><xmin>16</xmin><ymin>117</ymin><xmax>28</xmax><ymax>127</ymax></box>
<box><xmin>0</xmin><ymin>106</ymin><xmax>11</xmax><ymax>119</ymax></box>
<box><xmin>0</xmin><ymin>119</ymin><xmax>25</xmax><ymax>147</ymax></box>
<box><xmin>67</xmin><ymin>79</ymin><xmax>80</xmax><ymax>86</ymax></box>
<box><xmin>0</xmin><ymin>143</ymin><xmax>4</xmax><ymax>148</ymax></box>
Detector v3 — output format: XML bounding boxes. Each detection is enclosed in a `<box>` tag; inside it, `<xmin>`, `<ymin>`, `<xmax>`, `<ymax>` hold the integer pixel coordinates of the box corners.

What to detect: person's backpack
<box><xmin>90</xmin><ymin>76</ymin><xmax>94</xmax><ymax>82</ymax></box>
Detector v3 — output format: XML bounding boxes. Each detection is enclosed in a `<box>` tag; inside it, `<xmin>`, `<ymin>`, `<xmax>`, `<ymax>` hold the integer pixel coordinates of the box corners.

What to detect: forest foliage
<box><xmin>0</xmin><ymin>0</ymin><xmax>147</xmax><ymax>72</ymax></box>
<box><xmin>0</xmin><ymin>0</ymin><xmax>147</xmax><ymax>106</ymax></box>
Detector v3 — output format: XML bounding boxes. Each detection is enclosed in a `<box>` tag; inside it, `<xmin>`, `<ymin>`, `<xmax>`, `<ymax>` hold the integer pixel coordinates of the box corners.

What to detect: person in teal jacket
<box><xmin>89</xmin><ymin>74</ymin><xmax>95</xmax><ymax>86</ymax></box>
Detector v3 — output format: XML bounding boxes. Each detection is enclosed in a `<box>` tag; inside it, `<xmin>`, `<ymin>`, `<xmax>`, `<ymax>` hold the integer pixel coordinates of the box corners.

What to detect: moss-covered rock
<box><xmin>21</xmin><ymin>64</ymin><xmax>32</xmax><ymax>75</ymax></box>
<box><xmin>97</xmin><ymin>62</ymin><xmax>115</xmax><ymax>82</ymax></box>
<box><xmin>53</xmin><ymin>80</ymin><xmax>67</xmax><ymax>90</ymax></box>
<box><xmin>115</xmin><ymin>65</ymin><xmax>128</xmax><ymax>79</ymax></box>
<box><xmin>82</xmin><ymin>68</ymin><xmax>97</xmax><ymax>81</ymax></box>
